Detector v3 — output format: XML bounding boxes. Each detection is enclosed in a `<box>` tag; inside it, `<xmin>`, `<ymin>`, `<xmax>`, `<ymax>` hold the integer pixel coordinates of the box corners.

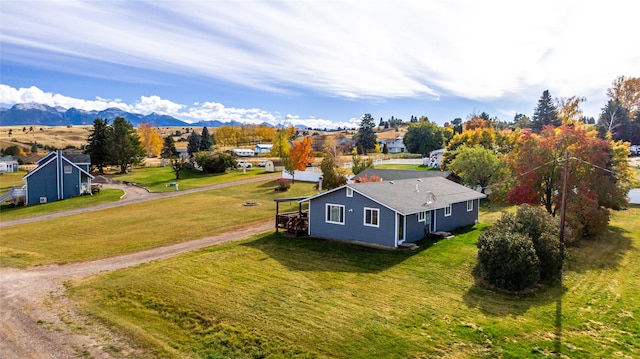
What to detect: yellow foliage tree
<box><xmin>556</xmin><ymin>95</ymin><xmax>587</xmax><ymax>126</ymax></box>
<box><xmin>290</xmin><ymin>137</ymin><xmax>313</xmax><ymax>170</ymax></box>
<box><xmin>136</xmin><ymin>123</ymin><xmax>163</xmax><ymax>157</ymax></box>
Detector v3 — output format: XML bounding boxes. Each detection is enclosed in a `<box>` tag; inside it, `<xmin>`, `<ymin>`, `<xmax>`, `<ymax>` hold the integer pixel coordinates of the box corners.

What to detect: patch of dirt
<box><xmin>0</xmin><ymin>220</ymin><xmax>274</xmax><ymax>358</ymax></box>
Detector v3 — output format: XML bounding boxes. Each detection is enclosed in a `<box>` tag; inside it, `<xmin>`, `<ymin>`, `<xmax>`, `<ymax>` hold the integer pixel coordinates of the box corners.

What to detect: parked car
<box><xmin>236</xmin><ymin>160</ymin><xmax>252</xmax><ymax>168</ymax></box>
<box><xmin>258</xmin><ymin>160</ymin><xmax>267</xmax><ymax>167</ymax></box>
<box><xmin>628</xmin><ymin>145</ymin><xmax>639</xmax><ymax>156</ymax></box>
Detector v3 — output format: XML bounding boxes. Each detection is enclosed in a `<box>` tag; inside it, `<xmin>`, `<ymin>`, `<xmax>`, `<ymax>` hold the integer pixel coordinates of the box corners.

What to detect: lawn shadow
<box><xmin>565</xmin><ymin>225</ymin><xmax>635</xmax><ymax>273</ymax></box>
<box><xmin>462</xmin><ymin>278</ymin><xmax>567</xmax><ymax>318</ymax></box>
<box><xmin>242</xmin><ymin>232</ymin><xmax>434</xmax><ymax>273</ymax></box>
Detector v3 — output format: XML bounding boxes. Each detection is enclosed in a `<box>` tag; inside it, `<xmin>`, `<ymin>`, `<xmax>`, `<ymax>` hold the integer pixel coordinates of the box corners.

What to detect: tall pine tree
<box><xmin>187</xmin><ymin>131</ymin><xmax>201</xmax><ymax>155</ymax></box>
<box><xmin>199</xmin><ymin>126</ymin><xmax>214</xmax><ymax>151</ymax></box>
<box><xmin>108</xmin><ymin>117</ymin><xmax>145</xmax><ymax>174</ymax></box>
<box><xmin>85</xmin><ymin>118</ymin><xmax>110</xmax><ymax>174</ymax></box>
<box><xmin>532</xmin><ymin>90</ymin><xmax>560</xmax><ymax>133</ymax></box>
<box><xmin>355</xmin><ymin>113</ymin><xmax>377</xmax><ymax>155</ymax></box>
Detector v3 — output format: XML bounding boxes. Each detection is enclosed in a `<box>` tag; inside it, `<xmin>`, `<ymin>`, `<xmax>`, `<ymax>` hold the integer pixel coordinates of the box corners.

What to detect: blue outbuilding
<box><xmin>23</xmin><ymin>150</ymin><xmax>93</xmax><ymax>205</ymax></box>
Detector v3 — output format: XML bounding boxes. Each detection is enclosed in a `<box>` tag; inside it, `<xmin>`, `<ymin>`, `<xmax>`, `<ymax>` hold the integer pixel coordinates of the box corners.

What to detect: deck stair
<box><xmin>0</xmin><ymin>186</ymin><xmax>26</xmax><ymax>205</ymax></box>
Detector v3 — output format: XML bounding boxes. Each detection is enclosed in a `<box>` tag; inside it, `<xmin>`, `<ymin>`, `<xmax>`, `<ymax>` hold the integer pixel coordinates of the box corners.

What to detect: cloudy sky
<box><xmin>1</xmin><ymin>0</ymin><xmax>638</xmax><ymax>128</ymax></box>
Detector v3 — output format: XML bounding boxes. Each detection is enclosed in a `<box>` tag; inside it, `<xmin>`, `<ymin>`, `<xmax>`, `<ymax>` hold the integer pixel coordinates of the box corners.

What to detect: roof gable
<box><xmin>24</xmin><ymin>151</ymin><xmax>94</xmax><ymax>180</ymax></box>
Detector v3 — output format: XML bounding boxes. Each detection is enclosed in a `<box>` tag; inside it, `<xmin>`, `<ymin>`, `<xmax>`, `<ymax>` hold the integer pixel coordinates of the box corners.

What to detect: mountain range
<box><xmin>0</xmin><ymin>103</ymin><xmax>277</xmax><ymax>128</ymax></box>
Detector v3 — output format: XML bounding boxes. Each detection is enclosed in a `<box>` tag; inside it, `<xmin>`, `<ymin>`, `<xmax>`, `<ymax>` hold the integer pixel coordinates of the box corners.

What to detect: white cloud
<box><xmin>1</xmin><ymin>1</ymin><xmax>638</xmax><ymax>120</ymax></box>
<box><xmin>0</xmin><ymin>84</ymin><xmax>356</xmax><ymax>128</ymax></box>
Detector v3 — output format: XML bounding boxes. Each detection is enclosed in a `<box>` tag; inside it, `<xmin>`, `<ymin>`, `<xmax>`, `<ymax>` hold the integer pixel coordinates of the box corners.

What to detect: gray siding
<box><xmin>435</xmin><ymin>199</ymin><xmax>479</xmax><ymax>232</ymax></box>
<box><xmin>309</xmin><ymin>188</ymin><xmax>397</xmax><ymax>247</ymax></box>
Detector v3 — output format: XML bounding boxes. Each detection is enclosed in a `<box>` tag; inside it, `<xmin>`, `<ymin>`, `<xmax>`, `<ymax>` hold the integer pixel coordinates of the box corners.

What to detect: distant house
<box><xmin>255</xmin><ymin>144</ymin><xmax>273</xmax><ymax>154</ymax></box>
<box><xmin>23</xmin><ymin>150</ymin><xmax>93</xmax><ymax>205</ymax></box>
<box><xmin>424</xmin><ymin>148</ymin><xmax>446</xmax><ymax>168</ymax></box>
<box><xmin>378</xmin><ymin>136</ymin><xmax>406</xmax><ymax>153</ymax></box>
<box><xmin>0</xmin><ymin>157</ymin><xmax>19</xmax><ymax>173</ymax></box>
<box><xmin>232</xmin><ymin>149</ymin><xmax>255</xmax><ymax>157</ymax></box>
<box><xmin>303</xmin><ymin>176</ymin><xmax>485</xmax><ymax>248</ymax></box>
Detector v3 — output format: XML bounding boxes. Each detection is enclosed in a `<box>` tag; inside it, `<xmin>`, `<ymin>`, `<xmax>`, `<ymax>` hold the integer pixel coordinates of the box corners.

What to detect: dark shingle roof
<box><xmin>62</xmin><ymin>150</ymin><xmax>91</xmax><ymax>164</ymax></box>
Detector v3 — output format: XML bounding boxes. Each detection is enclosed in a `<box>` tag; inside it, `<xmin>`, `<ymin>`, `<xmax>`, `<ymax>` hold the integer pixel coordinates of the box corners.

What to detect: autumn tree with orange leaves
<box><xmin>290</xmin><ymin>137</ymin><xmax>313</xmax><ymax>170</ymax></box>
<box><xmin>500</xmin><ymin>126</ymin><xmax>632</xmax><ymax>242</ymax></box>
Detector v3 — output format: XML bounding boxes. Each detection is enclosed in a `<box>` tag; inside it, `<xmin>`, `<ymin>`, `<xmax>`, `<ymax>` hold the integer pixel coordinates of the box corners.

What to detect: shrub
<box><xmin>476</xmin><ymin>205</ymin><xmax>564</xmax><ymax>291</ymax></box>
<box><xmin>477</xmin><ymin>230</ymin><xmax>541</xmax><ymax>291</ymax></box>
<box><xmin>195</xmin><ymin>152</ymin><xmax>236</xmax><ymax>173</ymax></box>
<box><xmin>276</xmin><ymin>178</ymin><xmax>291</xmax><ymax>191</ymax></box>
<box><xmin>513</xmin><ymin>205</ymin><xmax>563</xmax><ymax>283</ymax></box>
<box><xmin>566</xmin><ymin>192</ymin><xmax>609</xmax><ymax>241</ymax></box>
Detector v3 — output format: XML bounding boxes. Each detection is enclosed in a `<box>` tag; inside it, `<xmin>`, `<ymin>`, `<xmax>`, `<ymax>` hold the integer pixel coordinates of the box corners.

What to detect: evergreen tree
<box><xmin>355</xmin><ymin>113</ymin><xmax>377</xmax><ymax>155</ymax></box>
<box><xmin>108</xmin><ymin>117</ymin><xmax>145</xmax><ymax>174</ymax></box>
<box><xmin>532</xmin><ymin>90</ymin><xmax>560</xmax><ymax>133</ymax></box>
<box><xmin>597</xmin><ymin>100</ymin><xmax>631</xmax><ymax>141</ymax></box>
<box><xmin>161</xmin><ymin>135</ymin><xmax>179</xmax><ymax>158</ymax></box>
<box><xmin>85</xmin><ymin>118</ymin><xmax>110</xmax><ymax>174</ymax></box>
<box><xmin>187</xmin><ymin>131</ymin><xmax>201</xmax><ymax>155</ymax></box>
<box><xmin>199</xmin><ymin>126</ymin><xmax>214</xmax><ymax>151</ymax></box>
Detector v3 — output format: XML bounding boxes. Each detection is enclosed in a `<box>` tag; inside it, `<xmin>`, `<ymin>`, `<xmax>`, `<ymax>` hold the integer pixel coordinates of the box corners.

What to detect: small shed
<box><xmin>255</xmin><ymin>144</ymin><xmax>273</xmax><ymax>154</ymax></box>
<box><xmin>0</xmin><ymin>157</ymin><xmax>19</xmax><ymax>173</ymax></box>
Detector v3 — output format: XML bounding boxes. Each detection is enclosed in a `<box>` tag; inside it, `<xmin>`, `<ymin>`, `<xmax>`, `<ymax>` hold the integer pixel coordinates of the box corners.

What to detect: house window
<box><xmin>346</xmin><ymin>187</ymin><xmax>353</xmax><ymax>197</ymax></box>
<box><xmin>467</xmin><ymin>200</ymin><xmax>473</xmax><ymax>212</ymax></box>
<box><xmin>417</xmin><ymin>211</ymin><xmax>426</xmax><ymax>222</ymax></box>
<box><xmin>363</xmin><ymin>207</ymin><xmax>379</xmax><ymax>227</ymax></box>
<box><xmin>444</xmin><ymin>204</ymin><xmax>452</xmax><ymax>217</ymax></box>
<box><xmin>326</xmin><ymin>204</ymin><xmax>345</xmax><ymax>225</ymax></box>
<box><xmin>64</xmin><ymin>165</ymin><xmax>72</xmax><ymax>174</ymax></box>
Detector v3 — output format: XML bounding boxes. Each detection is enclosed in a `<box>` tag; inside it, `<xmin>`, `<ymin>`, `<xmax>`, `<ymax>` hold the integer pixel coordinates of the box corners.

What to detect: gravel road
<box><xmin>0</xmin><ymin>175</ymin><xmax>281</xmax><ymax>358</ymax></box>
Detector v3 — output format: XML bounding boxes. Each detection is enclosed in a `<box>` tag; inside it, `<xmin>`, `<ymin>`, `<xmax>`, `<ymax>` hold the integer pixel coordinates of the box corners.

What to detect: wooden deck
<box><xmin>276</xmin><ymin>211</ymin><xmax>309</xmax><ymax>237</ymax></box>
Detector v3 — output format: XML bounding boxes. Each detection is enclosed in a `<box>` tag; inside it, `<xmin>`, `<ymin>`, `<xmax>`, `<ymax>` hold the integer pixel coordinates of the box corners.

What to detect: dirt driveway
<box><xmin>0</xmin><ymin>175</ymin><xmax>280</xmax><ymax>358</ymax></box>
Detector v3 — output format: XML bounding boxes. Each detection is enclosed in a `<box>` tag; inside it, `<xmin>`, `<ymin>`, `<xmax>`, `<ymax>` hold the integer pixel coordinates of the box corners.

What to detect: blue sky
<box><xmin>1</xmin><ymin>1</ymin><xmax>638</xmax><ymax>129</ymax></box>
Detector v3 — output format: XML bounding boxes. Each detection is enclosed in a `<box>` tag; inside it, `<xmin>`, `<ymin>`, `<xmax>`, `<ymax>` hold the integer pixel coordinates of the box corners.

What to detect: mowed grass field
<box><xmin>65</xmin><ymin>204</ymin><xmax>640</xmax><ymax>358</ymax></box>
<box><xmin>111</xmin><ymin>166</ymin><xmax>276</xmax><ymax>192</ymax></box>
<box><xmin>0</xmin><ymin>179</ymin><xmax>317</xmax><ymax>268</ymax></box>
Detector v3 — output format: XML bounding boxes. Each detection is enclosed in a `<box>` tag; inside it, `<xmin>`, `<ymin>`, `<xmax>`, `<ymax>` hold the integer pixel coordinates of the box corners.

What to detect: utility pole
<box><xmin>559</xmin><ymin>151</ymin><xmax>569</xmax><ymax>243</ymax></box>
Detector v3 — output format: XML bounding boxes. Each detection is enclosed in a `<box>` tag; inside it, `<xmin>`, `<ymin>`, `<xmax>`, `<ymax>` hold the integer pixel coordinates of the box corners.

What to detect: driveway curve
<box><xmin>0</xmin><ymin>174</ymin><xmax>280</xmax><ymax>228</ymax></box>
<box><xmin>0</xmin><ymin>174</ymin><xmax>283</xmax><ymax>358</ymax></box>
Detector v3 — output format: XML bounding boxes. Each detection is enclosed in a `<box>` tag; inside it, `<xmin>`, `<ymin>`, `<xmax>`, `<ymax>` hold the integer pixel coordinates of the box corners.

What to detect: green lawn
<box><xmin>67</xmin><ymin>206</ymin><xmax>640</xmax><ymax>358</ymax></box>
<box><xmin>0</xmin><ymin>171</ymin><xmax>26</xmax><ymax>192</ymax></box>
<box><xmin>112</xmin><ymin>166</ymin><xmax>276</xmax><ymax>192</ymax></box>
<box><xmin>0</xmin><ymin>179</ymin><xmax>317</xmax><ymax>268</ymax></box>
<box><xmin>0</xmin><ymin>189</ymin><xmax>124</xmax><ymax>222</ymax></box>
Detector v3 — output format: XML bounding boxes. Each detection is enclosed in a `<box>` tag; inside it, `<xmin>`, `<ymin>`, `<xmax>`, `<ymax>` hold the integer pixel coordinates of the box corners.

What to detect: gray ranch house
<box><xmin>303</xmin><ymin>176</ymin><xmax>485</xmax><ymax>248</ymax></box>
<box><xmin>23</xmin><ymin>150</ymin><xmax>93</xmax><ymax>205</ymax></box>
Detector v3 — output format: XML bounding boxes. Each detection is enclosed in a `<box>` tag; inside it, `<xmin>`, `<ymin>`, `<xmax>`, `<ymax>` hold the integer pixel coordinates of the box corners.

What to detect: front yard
<box><xmin>67</xmin><ymin>205</ymin><xmax>640</xmax><ymax>358</ymax></box>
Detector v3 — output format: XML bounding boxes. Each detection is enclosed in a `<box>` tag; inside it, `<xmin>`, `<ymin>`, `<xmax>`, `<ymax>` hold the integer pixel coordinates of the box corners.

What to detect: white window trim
<box><xmin>444</xmin><ymin>204</ymin><xmax>452</xmax><ymax>217</ymax></box>
<box><xmin>363</xmin><ymin>207</ymin><xmax>380</xmax><ymax>227</ymax></box>
<box><xmin>417</xmin><ymin>211</ymin><xmax>426</xmax><ymax>222</ymax></box>
<box><xmin>346</xmin><ymin>187</ymin><xmax>353</xmax><ymax>197</ymax></box>
<box><xmin>326</xmin><ymin>203</ymin><xmax>345</xmax><ymax>225</ymax></box>
<box><xmin>64</xmin><ymin>165</ymin><xmax>72</xmax><ymax>174</ymax></box>
<box><xmin>467</xmin><ymin>200</ymin><xmax>473</xmax><ymax>212</ymax></box>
